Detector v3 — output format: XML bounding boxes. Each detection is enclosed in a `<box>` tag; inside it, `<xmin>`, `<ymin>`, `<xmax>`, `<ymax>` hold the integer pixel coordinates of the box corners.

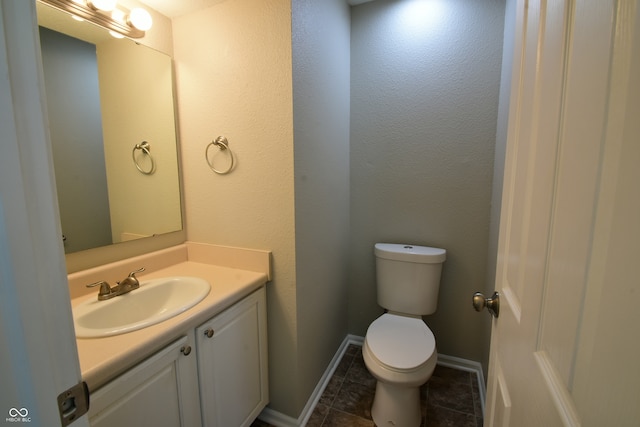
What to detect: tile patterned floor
<box><xmin>253</xmin><ymin>344</ymin><xmax>483</xmax><ymax>427</ymax></box>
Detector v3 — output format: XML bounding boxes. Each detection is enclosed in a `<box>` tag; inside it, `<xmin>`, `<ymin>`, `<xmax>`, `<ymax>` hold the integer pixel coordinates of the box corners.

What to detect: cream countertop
<box><xmin>72</xmin><ymin>261</ymin><xmax>267</xmax><ymax>391</ymax></box>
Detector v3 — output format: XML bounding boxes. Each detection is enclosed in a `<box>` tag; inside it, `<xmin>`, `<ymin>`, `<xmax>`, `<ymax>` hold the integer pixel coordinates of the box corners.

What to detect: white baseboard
<box><xmin>257</xmin><ymin>335</ymin><xmax>485</xmax><ymax>426</ymax></box>
<box><xmin>256</xmin><ymin>408</ymin><xmax>298</xmax><ymax>427</ymax></box>
<box><xmin>257</xmin><ymin>335</ymin><xmax>361</xmax><ymax>427</ymax></box>
<box><xmin>436</xmin><ymin>353</ymin><xmax>486</xmax><ymax>417</ymax></box>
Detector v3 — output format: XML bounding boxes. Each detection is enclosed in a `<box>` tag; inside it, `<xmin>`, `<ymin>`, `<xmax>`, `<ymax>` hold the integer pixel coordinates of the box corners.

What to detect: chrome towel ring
<box><xmin>205</xmin><ymin>136</ymin><xmax>235</xmax><ymax>175</ymax></box>
<box><xmin>132</xmin><ymin>141</ymin><xmax>155</xmax><ymax>175</ymax></box>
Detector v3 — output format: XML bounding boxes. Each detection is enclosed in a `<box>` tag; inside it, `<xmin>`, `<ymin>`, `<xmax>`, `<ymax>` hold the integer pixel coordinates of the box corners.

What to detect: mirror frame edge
<box><xmin>65</xmin><ymin>229</ymin><xmax>186</xmax><ymax>273</ymax></box>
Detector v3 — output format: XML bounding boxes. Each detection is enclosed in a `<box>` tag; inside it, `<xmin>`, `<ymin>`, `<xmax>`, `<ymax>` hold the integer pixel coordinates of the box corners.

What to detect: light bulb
<box><xmin>128</xmin><ymin>8</ymin><xmax>152</xmax><ymax>31</ymax></box>
<box><xmin>86</xmin><ymin>0</ymin><xmax>117</xmax><ymax>12</ymax></box>
<box><xmin>111</xmin><ymin>9</ymin><xmax>126</xmax><ymax>24</ymax></box>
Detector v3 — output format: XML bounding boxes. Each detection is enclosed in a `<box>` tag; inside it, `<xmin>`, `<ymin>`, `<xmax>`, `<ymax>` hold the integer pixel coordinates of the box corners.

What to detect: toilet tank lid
<box><xmin>375</xmin><ymin>243</ymin><xmax>446</xmax><ymax>263</ymax></box>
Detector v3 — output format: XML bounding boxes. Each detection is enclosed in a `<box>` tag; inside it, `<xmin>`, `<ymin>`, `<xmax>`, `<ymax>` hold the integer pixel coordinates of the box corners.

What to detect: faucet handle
<box><xmin>117</xmin><ymin>267</ymin><xmax>145</xmax><ymax>290</ymax></box>
<box><xmin>128</xmin><ymin>267</ymin><xmax>145</xmax><ymax>278</ymax></box>
<box><xmin>86</xmin><ymin>280</ymin><xmax>112</xmax><ymax>298</ymax></box>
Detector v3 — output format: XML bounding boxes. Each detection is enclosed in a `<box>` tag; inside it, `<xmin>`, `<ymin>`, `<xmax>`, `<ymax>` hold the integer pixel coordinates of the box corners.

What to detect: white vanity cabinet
<box><xmin>85</xmin><ymin>286</ymin><xmax>268</xmax><ymax>427</ymax></box>
<box><xmin>88</xmin><ymin>334</ymin><xmax>202</xmax><ymax>427</ymax></box>
<box><xmin>196</xmin><ymin>287</ymin><xmax>268</xmax><ymax>427</ymax></box>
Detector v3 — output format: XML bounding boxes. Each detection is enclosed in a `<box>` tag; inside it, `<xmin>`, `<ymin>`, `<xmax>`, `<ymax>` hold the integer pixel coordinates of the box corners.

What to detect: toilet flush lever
<box><xmin>472</xmin><ymin>291</ymin><xmax>500</xmax><ymax>318</ymax></box>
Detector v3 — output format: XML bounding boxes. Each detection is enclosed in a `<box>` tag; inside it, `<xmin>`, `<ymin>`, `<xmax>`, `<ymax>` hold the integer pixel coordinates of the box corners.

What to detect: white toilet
<box><xmin>362</xmin><ymin>243</ymin><xmax>446</xmax><ymax>427</ymax></box>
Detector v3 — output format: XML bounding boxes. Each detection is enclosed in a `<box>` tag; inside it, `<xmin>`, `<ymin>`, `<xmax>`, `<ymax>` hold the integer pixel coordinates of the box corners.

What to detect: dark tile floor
<box><xmin>253</xmin><ymin>344</ymin><xmax>483</xmax><ymax>427</ymax></box>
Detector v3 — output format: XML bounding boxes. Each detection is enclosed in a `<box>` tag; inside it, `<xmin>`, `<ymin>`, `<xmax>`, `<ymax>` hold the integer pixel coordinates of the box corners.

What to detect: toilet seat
<box><xmin>365</xmin><ymin>313</ymin><xmax>436</xmax><ymax>372</ymax></box>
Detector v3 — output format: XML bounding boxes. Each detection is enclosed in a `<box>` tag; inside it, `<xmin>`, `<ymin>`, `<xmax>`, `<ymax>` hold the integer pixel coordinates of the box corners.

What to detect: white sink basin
<box><xmin>73</xmin><ymin>276</ymin><xmax>211</xmax><ymax>338</ymax></box>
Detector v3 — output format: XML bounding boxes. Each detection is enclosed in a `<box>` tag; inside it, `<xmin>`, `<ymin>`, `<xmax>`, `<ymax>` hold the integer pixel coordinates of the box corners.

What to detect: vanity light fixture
<box><xmin>109</xmin><ymin>30</ymin><xmax>125</xmax><ymax>39</ymax></box>
<box><xmin>86</xmin><ymin>0</ymin><xmax>117</xmax><ymax>12</ymax></box>
<box><xmin>38</xmin><ymin>0</ymin><xmax>153</xmax><ymax>39</ymax></box>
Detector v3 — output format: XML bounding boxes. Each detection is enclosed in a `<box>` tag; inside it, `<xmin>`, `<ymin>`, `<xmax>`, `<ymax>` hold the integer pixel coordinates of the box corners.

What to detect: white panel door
<box><xmin>0</xmin><ymin>1</ymin><xmax>89</xmax><ymax>426</ymax></box>
<box><xmin>485</xmin><ymin>0</ymin><xmax>640</xmax><ymax>426</ymax></box>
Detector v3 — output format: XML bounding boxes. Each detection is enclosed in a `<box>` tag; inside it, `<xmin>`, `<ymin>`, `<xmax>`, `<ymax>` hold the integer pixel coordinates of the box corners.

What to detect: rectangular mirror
<box><xmin>37</xmin><ymin>1</ymin><xmax>183</xmax><ymax>260</ymax></box>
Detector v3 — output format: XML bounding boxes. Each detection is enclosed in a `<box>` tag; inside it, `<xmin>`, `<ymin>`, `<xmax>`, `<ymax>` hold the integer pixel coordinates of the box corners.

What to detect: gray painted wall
<box><xmin>174</xmin><ymin>0</ymin><xmax>506</xmax><ymax>417</ymax></box>
<box><xmin>348</xmin><ymin>0</ymin><xmax>506</xmax><ymax>366</ymax></box>
<box><xmin>292</xmin><ymin>0</ymin><xmax>352</xmax><ymax>412</ymax></box>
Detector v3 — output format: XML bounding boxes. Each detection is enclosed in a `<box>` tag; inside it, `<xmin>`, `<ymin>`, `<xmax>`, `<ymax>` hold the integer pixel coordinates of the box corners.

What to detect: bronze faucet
<box><xmin>86</xmin><ymin>267</ymin><xmax>145</xmax><ymax>301</ymax></box>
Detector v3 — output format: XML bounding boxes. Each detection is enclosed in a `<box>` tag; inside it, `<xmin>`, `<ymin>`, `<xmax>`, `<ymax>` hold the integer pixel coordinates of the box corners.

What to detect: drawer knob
<box><xmin>204</xmin><ymin>328</ymin><xmax>214</xmax><ymax>338</ymax></box>
<box><xmin>180</xmin><ymin>345</ymin><xmax>192</xmax><ymax>356</ymax></box>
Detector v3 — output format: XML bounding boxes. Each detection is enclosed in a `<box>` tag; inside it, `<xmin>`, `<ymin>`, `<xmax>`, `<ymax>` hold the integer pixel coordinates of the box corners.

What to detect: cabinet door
<box><xmin>88</xmin><ymin>334</ymin><xmax>201</xmax><ymax>427</ymax></box>
<box><xmin>196</xmin><ymin>287</ymin><xmax>268</xmax><ymax>427</ymax></box>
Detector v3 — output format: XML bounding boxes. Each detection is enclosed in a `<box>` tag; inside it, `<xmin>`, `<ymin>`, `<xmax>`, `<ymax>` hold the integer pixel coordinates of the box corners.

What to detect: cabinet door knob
<box><xmin>180</xmin><ymin>345</ymin><xmax>192</xmax><ymax>356</ymax></box>
<box><xmin>204</xmin><ymin>328</ymin><xmax>214</xmax><ymax>338</ymax></box>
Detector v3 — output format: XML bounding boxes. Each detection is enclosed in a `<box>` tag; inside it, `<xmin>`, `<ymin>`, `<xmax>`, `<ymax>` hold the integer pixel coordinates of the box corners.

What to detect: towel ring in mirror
<box><xmin>132</xmin><ymin>141</ymin><xmax>155</xmax><ymax>175</ymax></box>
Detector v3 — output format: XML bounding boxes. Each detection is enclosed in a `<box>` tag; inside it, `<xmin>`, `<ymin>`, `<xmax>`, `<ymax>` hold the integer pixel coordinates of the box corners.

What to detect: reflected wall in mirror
<box><xmin>37</xmin><ymin>2</ymin><xmax>182</xmax><ymax>254</ymax></box>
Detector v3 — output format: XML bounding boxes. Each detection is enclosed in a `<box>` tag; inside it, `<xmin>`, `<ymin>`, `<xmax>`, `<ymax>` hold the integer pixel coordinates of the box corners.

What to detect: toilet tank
<box><xmin>374</xmin><ymin>243</ymin><xmax>446</xmax><ymax>316</ymax></box>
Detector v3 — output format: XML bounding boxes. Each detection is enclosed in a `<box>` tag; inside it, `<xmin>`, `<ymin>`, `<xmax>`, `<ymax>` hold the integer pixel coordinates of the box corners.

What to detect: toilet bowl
<box><xmin>364</xmin><ymin>243</ymin><xmax>446</xmax><ymax>427</ymax></box>
<box><xmin>363</xmin><ymin>313</ymin><xmax>437</xmax><ymax>427</ymax></box>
